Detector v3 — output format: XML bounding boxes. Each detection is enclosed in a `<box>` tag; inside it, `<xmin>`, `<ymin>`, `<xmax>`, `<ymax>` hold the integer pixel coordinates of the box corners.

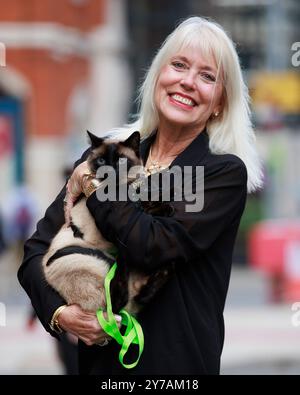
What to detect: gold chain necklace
<box><xmin>145</xmin><ymin>146</ymin><xmax>173</xmax><ymax>176</ymax></box>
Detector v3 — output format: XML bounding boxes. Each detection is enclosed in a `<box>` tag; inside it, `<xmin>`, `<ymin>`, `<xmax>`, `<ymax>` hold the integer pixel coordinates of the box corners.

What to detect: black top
<box><xmin>18</xmin><ymin>130</ymin><xmax>247</xmax><ymax>375</ymax></box>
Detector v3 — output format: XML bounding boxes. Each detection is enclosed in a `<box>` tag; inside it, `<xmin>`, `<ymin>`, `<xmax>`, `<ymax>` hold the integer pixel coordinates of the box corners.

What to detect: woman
<box><xmin>18</xmin><ymin>17</ymin><xmax>263</xmax><ymax>374</ymax></box>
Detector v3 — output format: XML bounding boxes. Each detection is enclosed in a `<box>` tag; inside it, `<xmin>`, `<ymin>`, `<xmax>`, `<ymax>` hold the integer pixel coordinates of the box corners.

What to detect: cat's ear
<box><xmin>122</xmin><ymin>131</ymin><xmax>141</xmax><ymax>157</ymax></box>
<box><xmin>87</xmin><ymin>130</ymin><xmax>103</xmax><ymax>148</ymax></box>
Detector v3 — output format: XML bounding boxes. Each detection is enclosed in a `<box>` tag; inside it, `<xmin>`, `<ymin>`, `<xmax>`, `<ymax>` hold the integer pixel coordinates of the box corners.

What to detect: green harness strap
<box><xmin>96</xmin><ymin>262</ymin><xmax>144</xmax><ymax>369</ymax></box>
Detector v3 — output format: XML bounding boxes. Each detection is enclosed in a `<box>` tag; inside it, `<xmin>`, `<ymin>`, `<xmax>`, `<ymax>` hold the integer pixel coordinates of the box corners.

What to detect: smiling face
<box><xmin>154</xmin><ymin>46</ymin><xmax>224</xmax><ymax>134</ymax></box>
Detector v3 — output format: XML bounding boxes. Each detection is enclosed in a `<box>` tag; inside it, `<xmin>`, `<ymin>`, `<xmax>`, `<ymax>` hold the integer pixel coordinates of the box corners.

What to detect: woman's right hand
<box><xmin>57</xmin><ymin>304</ymin><xmax>122</xmax><ymax>346</ymax></box>
<box><xmin>64</xmin><ymin>161</ymin><xmax>91</xmax><ymax>226</ymax></box>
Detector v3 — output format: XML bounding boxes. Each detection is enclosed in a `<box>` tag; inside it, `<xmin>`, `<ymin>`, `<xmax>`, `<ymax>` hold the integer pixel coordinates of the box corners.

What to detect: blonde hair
<box><xmin>110</xmin><ymin>16</ymin><xmax>263</xmax><ymax>192</ymax></box>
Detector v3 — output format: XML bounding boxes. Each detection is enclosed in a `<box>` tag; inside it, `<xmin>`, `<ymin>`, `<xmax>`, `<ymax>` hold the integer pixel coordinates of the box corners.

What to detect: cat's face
<box><xmin>86</xmin><ymin>131</ymin><xmax>142</xmax><ymax>178</ymax></box>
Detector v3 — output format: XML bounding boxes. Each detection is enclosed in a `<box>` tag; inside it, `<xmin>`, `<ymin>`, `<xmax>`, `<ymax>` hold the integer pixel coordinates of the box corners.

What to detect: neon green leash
<box><xmin>96</xmin><ymin>262</ymin><xmax>144</xmax><ymax>369</ymax></box>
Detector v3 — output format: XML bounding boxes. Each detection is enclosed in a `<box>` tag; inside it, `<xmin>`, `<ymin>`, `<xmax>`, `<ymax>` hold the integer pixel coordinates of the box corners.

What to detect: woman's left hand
<box><xmin>64</xmin><ymin>161</ymin><xmax>90</xmax><ymax>225</ymax></box>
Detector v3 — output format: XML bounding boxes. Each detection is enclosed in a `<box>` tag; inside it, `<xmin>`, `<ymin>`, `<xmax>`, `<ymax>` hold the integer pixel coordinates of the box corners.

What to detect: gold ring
<box><xmin>96</xmin><ymin>338</ymin><xmax>110</xmax><ymax>347</ymax></box>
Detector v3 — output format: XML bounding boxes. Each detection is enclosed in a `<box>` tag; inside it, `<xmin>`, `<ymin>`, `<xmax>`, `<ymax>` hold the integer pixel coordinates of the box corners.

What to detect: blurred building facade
<box><xmin>0</xmin><ymin>0</ymin><xmax>131</xmax><ymax>211</ymax></box>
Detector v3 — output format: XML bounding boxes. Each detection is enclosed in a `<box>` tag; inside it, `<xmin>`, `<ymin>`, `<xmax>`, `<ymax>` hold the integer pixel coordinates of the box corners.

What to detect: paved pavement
<box><xmin>221</xmin><ymin>268</ymin><xmax>300</xmax><ymax>375</ymax></box>
<box><xmin>0</xmin><ymin>306</ymin><xmax>63</xmax><ymax>375</ymax></box>
<box><xmin>0</xmin><ymin>249</ymin><xmax>64</xmax><ymax>374</ymax></box>
<box><xmin>1</xmin><ymin>248</ymin><xmax>300</xmax><ymax>375</ymax></box>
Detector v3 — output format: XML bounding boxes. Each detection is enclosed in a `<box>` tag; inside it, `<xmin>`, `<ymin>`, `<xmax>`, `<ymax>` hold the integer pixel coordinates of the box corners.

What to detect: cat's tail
<box><xmin>42</xmin><ymin>252</ymin><xmax>110</xmax><ymax>312</ymax></box>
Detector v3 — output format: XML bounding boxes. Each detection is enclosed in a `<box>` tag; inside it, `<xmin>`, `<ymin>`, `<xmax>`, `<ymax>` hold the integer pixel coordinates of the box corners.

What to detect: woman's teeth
<box><xmin>171</xmin><ymin>94</ymin><xmax>195</xmax><ymax>106</ymax></box>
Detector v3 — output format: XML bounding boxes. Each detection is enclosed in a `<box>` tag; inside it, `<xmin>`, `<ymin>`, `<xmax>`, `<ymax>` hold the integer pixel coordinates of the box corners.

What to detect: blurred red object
<box><xmin>0</xmin><ymin>115</ymin><xmax>13</xmax><ymax>158</ymax></box>
<box><xmin>248</xmin><ymin>220</ymin><xmax>300</xmax><ymax>274</ymax></box>
<box><xmin>248</xmin><ymin>220</ymin><xmax>300</xmax><ymax>302</ymax></box>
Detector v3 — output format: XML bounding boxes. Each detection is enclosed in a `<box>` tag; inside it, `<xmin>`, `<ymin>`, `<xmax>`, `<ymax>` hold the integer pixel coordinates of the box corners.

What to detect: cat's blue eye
<box><xmin>96</xmin><ymin>158</ymin><xmax>105</xmax><ymax>166</ymax></box>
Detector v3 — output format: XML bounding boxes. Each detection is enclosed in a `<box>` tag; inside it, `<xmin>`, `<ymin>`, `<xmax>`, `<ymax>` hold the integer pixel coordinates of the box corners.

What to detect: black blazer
<box><xmin>18</xmin><ymin>130</ymin><xmax>247</xmax><ymax>375</ymax></box>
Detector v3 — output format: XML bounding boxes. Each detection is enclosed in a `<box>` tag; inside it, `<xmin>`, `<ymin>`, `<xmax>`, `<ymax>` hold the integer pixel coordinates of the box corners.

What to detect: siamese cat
<box><xmin>42</xmin><ymin>131</ymin><xmax>173</xmax><ymax>315</ymax></box>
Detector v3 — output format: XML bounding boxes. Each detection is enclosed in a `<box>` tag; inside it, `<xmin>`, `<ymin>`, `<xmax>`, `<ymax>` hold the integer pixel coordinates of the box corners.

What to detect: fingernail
<box><xmin>114</xmin><ymin>315</ymin><xmax>122</xmax><ymax>322</ymax></box>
